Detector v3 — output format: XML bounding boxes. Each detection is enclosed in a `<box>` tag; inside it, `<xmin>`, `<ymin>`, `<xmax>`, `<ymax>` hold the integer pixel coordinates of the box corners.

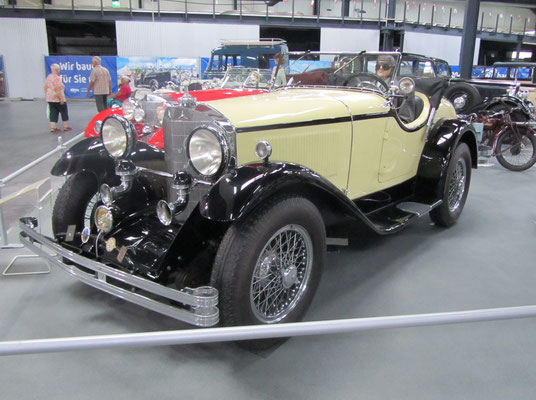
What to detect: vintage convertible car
<box><xmin>20</xmin><ymin>72</ymin><xmax>477</xmax><ymax>348</ymax></box>
<box><xmin>84</xmin><ymin>67</ymin><xmax>272</xmax><ymax>148</ymax></box>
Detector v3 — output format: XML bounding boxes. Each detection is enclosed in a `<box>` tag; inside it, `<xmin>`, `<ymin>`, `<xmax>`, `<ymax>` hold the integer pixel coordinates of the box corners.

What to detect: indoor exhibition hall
<box><xmin>1</xmin><ymin>0</ymin><xmax>536</xmax><ymax>398</ymax></box>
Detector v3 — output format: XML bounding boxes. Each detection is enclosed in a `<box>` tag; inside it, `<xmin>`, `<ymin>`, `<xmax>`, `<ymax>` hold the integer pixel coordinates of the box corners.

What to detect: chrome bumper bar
<box><xmin>19</xmin><ymin>218</ymin><xmax>219</xmax><ymax>327</ymax></box>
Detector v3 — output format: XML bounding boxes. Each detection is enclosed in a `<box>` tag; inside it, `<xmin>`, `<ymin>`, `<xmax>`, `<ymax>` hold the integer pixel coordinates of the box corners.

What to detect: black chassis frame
<box><xmin>48</xmin><ymin>115</ymin><xmax>477</xmax><ymax>285</ymax></box>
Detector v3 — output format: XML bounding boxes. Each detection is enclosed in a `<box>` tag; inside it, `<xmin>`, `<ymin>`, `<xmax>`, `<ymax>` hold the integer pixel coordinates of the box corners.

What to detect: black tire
<box><xmin>430</xmin><ymin>143</ymin><xmax>472</xmax><ymax>227</ymax></box>
<box><xmin>149</xmin><ymin>79</ymin><xmax>159</xmax><ymax>91</ymax></box>
<box><xmin>211</xmin><ymin>195</ymin><xmax>325</xmax><ymax>350</ymax></box>
<box><xmin>445</xmin><ymin>83</ymin><xmax>482</xmax><ymax>114</ymax></box>
<box><xmin>495</xmin><ymin>126</ymin><xmax>536</xmax><ymax>171</ymax></box>
<box><xmin>52</xmin><ymin>172</ymin><xmax>99</xmax><ymax>244</ymax></box>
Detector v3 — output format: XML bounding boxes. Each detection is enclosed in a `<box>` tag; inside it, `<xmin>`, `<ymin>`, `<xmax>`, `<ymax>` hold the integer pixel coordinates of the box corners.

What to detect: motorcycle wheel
<box><xmin>495</xmin><ymin>126</ymin><xmax>536</xmax><ymax>171</ymax></box>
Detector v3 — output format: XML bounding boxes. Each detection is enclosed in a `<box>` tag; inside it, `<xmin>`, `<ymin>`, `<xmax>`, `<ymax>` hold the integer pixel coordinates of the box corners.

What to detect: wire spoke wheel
<box><xmin>495</xmin><ymin>128</ymin><xmax>536</xmax><ymax>171</ymax></box>
<box><xmin>430</xmin><ymin>143</ymin><xmax>471</xmax><ymax>227</ymax></box>
<box><xmin>250</xmin><ymin>224</ymin><xmax>313</xmax><ymax>323</ymax></box>
<box><xmin>447</xmin><ymin>158</ymin><xmax>467</xmax><ymax>213</ymax></box>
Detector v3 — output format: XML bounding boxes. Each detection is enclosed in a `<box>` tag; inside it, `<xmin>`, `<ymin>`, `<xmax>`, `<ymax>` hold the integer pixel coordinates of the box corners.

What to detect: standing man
<box><xmin>87</xmin><ymin>56</ymin><xmax>112</xmax><ymax>112</ymax></box>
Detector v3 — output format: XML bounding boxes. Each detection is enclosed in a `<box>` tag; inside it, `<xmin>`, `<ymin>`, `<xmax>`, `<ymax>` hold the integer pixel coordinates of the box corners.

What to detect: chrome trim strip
<box><xmin>19</xmin><ymin>220</ymin><xmax>219</xmax><ymax>327</ymax></box>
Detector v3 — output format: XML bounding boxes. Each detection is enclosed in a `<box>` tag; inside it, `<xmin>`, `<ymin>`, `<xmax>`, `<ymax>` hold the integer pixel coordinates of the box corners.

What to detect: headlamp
<box><xmin>100</xmin><ymin>115</ymin><xmax>136</xmax><ymax>159</ymax></box>
<box><xmin>94</xmin><ymin>205</ymin><xmax>113</xmax><ymax>233</ymax></box>
<box><xmin>188</xmin><ymin>127</ymin><xmax>227</xmax><ymax>176</ymax></box>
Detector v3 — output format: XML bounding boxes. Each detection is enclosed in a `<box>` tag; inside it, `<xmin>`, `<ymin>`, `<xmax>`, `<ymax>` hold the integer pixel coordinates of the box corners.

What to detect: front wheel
<box><xmin>430</xmin><ymin>143</ymin><xmax>472</xmax><ymax>227</ymax></box>
<box><xmin>211</xmin><ymin>195</ymin><xmax>325</xmax><ymax>349</ymax></box>
<box><xmin>52</xmin><ymin>172</ymin><xmax>100</xmax><ymax>244</ymax></box>
<box><xmin>495</xmin><ymin>126</ymin><xmax>536</xmax><ymax>171</ymax></box>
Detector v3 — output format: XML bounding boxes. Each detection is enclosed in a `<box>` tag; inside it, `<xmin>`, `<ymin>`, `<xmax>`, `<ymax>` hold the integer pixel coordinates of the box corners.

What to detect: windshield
<box><xmin>220</xmin><ymin>67</ymin><xmax>273</xmax><ymax>89</ymax></box>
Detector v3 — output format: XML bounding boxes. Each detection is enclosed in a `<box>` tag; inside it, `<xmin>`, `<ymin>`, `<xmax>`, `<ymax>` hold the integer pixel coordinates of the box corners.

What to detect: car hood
<box><xmin>205</xmin><ymin>88</ymin><xmax>389</xmax><ymax>130</ymax></box>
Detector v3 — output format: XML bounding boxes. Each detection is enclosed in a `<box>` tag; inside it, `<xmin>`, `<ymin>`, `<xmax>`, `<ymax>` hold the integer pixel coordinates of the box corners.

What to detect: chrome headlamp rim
<box><xmin>100</xmin><ymin>114</ymin><xmax>137</xmax><ymax>160</ymax></box>
<box><xmin>186</xmin><ymin>125</ymin><xmax>229</xmax><ymax>178</ymax></box>
<box><xmin>398</xmin><ymin>77</ymin><xmax>415</xmax><ymax>95</ymax></box>
<box><xmin>99</xmin><ymin>183</ymin><xmax>114</xmax><ymax>206</ymax></box>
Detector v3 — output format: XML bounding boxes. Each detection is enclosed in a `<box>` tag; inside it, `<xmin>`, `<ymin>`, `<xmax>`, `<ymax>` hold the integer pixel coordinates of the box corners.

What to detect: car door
<box><xmin>378</xmin><ymin>93</ymin><xmax>431</xmax><ymax>184</ymax></box>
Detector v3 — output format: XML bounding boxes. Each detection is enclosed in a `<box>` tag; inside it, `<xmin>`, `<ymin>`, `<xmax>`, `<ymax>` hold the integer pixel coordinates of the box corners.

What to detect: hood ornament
<box><xmin>178</xmin><ymin>86</ymin><xmax>197</xmax><ymax>109</ymax></box>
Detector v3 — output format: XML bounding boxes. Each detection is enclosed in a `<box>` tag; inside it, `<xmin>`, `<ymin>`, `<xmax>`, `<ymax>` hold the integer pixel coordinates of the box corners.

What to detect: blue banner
<box><xmin>45</xmin><ymin>56</ymin><xmax>117</xmax><ymax>99</ymax></box>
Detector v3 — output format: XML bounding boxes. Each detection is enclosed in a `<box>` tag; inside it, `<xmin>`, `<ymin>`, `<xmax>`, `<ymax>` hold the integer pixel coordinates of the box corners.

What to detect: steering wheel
<box><xmin>345</xmin><ymin>73</ymin><xmax>389</xmax><ymax>93</ymax></box>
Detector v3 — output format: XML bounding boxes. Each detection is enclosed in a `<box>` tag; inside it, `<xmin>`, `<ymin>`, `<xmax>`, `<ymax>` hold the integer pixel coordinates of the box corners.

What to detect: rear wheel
<box><xmin>430</xmin><ymin>143</ymin><xmax>472</xmax><ymax>227</ymax></box>
<box><xmin>495</xmin><ymin>126</ymin><xmax>536</xmax><ymax>171</ymax></box>
<box><xmin>211</xmin><ymin>195</ymin><xmax>325</xmax><ymax>349</ymax></box>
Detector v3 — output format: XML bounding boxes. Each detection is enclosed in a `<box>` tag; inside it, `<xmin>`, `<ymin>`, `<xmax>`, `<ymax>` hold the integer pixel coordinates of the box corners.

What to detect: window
<box><xmin>436</xmin><ymin>62</ymin><xmax>450</xmax><ymax>77</ymax></box>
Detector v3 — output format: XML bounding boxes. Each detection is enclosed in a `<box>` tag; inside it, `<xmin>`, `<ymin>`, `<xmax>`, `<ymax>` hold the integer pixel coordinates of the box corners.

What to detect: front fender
<box><xmin>199</xmin><ymin>162</ymin><xmax>361</xmax><ymax>223</ymax></box>
<box><xmin>51</xmin><ymin>137</ymin><xmax>166</xmax><ymax>178</ymax></box>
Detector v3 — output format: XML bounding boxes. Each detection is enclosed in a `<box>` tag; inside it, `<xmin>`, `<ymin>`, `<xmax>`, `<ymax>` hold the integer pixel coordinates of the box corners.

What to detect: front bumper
<box><xmin>19</xmin><ymin>218</ymin><xmax>219</xmax><ymax>327</ymax></box>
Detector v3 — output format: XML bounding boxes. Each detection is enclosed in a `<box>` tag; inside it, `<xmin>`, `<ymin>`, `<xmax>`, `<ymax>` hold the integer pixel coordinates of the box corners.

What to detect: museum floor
<box><xmin>1</xmin><ymin>100</ymin><xmax>536</xmax><ymax>399</ymax></box>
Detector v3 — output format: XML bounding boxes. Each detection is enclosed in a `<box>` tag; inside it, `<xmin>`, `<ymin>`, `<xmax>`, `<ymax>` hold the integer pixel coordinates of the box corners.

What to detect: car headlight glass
<box><xmin>101</xmin><ymin>116</ymin><xmax>133</xmax><ymax>159</ymax></box>
<box><xmin>122</xmin><ymin>99</ymin><xmax>135</xmax><ymax>120</ymax></box>
<box><xmin>94</xmin><ymin>205</ymin><xmax>113</xmax><ymax>233</ymax></box>
<box><xmin>188</xmin><ymin>127</ymin><xmax>225</xmax><ymax>176</ymax></box>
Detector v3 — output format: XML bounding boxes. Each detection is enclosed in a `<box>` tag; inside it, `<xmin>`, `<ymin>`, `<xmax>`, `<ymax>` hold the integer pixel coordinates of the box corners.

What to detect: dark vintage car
<box><xmin>286</xmin><ymin>51</ymin><xmax>452</xmax><ymax>88</ymax></box>
<box><xmin>203</xmin><ymin>39</ymin><xmax>288</xmax><ymax>80</ymax></box>
<box><xmin>20</xmin><ymin>66</ymin><xmax>477</xmax><ymax>348</ymax></box>
<box><xmin>446</xmin><ymin>62</ymin><xmax>536</xmax><ymax>118</ymax></box>
<box><xmin>136</xmin><ymin>71</ymin><xmax>173</xmax><ymax>91</ymax></box>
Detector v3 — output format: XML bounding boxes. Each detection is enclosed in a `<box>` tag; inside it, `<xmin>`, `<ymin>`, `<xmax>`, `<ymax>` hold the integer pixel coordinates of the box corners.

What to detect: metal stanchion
<box><xmin>0</xmin><ymin>132</ymin><xmax>84</xmax><ymax>274</ymax></box>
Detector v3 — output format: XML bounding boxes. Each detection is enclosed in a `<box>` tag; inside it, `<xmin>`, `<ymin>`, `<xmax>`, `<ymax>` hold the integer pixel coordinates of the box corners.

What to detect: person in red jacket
<box><xmin>107</xmin><ymin>76</ymin><xmax>132</xmax><ymax>108</ymax></box>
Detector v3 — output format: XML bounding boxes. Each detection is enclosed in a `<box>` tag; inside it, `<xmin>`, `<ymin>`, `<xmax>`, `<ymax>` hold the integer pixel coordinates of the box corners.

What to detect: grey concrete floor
<box><xmin>1</xmin><ymin>100</ymin><xmax>536</xmax><ymax>399</ymax></box>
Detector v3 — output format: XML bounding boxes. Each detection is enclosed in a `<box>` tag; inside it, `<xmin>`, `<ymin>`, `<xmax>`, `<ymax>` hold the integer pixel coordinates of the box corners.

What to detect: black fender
<box><xmin>481</xmin><ymin>96</ymin><xmax>533</xmax><ymax>119</ymax></box>
<box><xmin>415</xmin><ymin>119</ymin><xmax>477</xmax><ymax>202</ymax></box>
<box><xmin>51</xmin><ymin>137</ymin><xmax>166</xmax><ymax>180</ymax></box>
<box><xmin>199</xmin><ymin>161</ymin><xmax>384</xmax><ymax>233</ymax></box>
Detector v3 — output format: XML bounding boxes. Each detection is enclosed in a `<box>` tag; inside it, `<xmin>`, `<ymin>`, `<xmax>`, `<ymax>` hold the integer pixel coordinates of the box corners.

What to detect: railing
<box><xmin>0</xmin><ymin>132</ymin><xmax>84</xmax><ymax>249</ymax></box>
<box><xmin>1</xmin><ymin>303</ymin><xmax>536</xmax><ymax>355</ymax></box>
<box><xmin>2</xmin><ymin>0</ymin><xmax>534</xmax><ymax>38</ymax></box>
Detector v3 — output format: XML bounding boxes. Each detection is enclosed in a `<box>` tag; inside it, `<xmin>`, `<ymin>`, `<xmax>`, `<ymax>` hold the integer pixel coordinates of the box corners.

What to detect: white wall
<box><xmin>320</xmin><ymin>28</ymin><xmax>380</xmax><ymax>52</ymax></box>
<box><xmin>116</xmin><ymin>21</ymin><xmax>260</xmax><ymax>58</ymax></box>
<box><xmin>403</xmin><ymin>31</ymin><xmax>480</xmax><ymax>67</ymax></box>
<box><xmin>0</xmin><ymin>18</ymin><xmax>49</xmax><ymax>99</ymax></box>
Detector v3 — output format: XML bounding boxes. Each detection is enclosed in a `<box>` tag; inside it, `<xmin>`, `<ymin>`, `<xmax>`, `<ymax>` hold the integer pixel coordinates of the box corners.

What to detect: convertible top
<box><xmin>415</xmin><ymin>77</ymin><xmax>448</xmax><ymax>109</ymax></box>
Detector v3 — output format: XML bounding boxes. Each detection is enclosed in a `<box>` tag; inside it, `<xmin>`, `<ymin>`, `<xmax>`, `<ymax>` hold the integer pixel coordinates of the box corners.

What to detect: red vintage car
<box><xmin>85</xmin><ymin>67</ymin><xmax>273</xmax><ymax>148</ymax></box>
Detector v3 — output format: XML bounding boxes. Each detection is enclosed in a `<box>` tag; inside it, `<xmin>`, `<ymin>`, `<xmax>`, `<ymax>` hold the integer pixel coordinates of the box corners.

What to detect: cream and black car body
<box><xmin>20</xmin><ymin>73</ymin><xmax>478</xmax><ymax>347</ymax></box>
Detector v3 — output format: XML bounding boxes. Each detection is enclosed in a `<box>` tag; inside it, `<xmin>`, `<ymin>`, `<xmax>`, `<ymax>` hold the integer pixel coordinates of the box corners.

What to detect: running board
<box><xmin>364</xmin><ymin>200</ymin><xmax>442</xmax><ymax>234</ymax></box>
<box><xmin>396</xmin><ymin>200</ymin><xmax>442</xmax><ymax>217</ymax></box>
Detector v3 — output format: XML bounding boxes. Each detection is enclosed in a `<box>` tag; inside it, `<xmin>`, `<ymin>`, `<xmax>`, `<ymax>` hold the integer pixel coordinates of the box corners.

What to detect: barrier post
<box><xmin>0</xmin><ymin>183</ymin><xmax>9</xmax><ymax>248</ymax></box>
